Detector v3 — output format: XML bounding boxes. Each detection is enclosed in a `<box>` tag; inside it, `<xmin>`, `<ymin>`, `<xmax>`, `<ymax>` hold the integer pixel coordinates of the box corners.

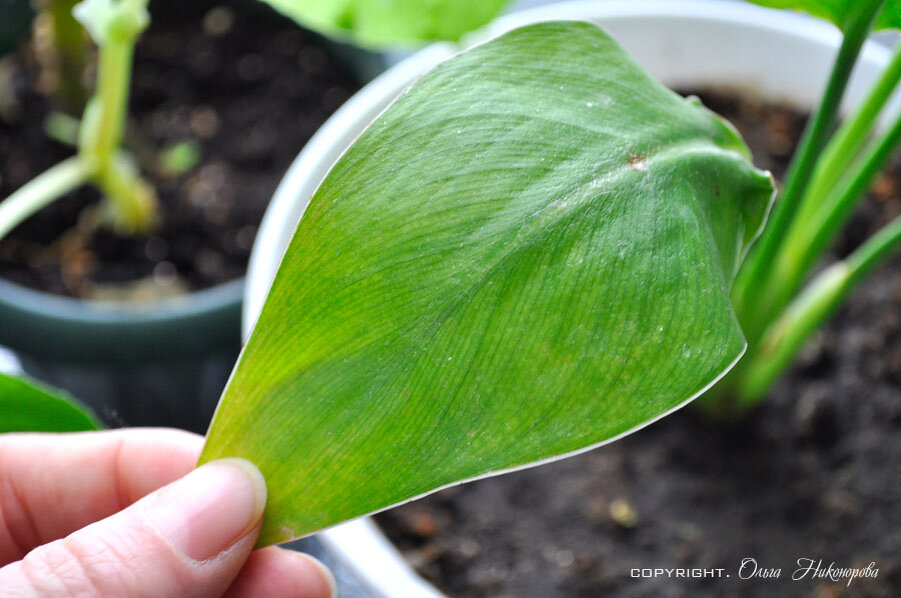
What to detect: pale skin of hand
<box><xmin>0</xmin><ymin>428</ymin><xmax>336</xmax><ymax>598</ymax></box>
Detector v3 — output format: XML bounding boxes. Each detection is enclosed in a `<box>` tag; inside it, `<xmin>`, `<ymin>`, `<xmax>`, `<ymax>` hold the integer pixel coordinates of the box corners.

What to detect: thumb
<box><xmin>0</xmin><ymin>458</ymin><xmax>266</xmax><ymax>598</ymax></box>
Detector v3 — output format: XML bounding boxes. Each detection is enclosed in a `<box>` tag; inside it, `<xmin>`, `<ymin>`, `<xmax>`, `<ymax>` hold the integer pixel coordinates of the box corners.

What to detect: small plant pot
<box><xmin>244</xmin><ymin>1</ymin><xmax>899</xmax><ymax>595</ymax></box>
<box><xmin>0</xmin><ymin>279</ymin><xmax>242</xmax><ymax>432</ymax></box>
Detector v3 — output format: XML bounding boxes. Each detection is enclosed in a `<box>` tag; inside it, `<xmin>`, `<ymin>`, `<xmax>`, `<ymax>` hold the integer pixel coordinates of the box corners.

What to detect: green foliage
<box><xmin>880</xmin><ymin>2</ymin><xmax>901</xmax><ymax>29</ymax></box>
<box><xmin>201</xmin><ymin>22</ymin><xmax>775</xmax><ymax>545</ymax></box>
<box><xmin>750</xmin><ymin>0</ymin><xmax>901</xmax><ymax>30</ymax></box>
<box><xmin>2</xmin><ymin>0</ymin><xmax>508</xmax><ymax>246</ymax></box>
<box><xmin>0</xmin><ymin>373</ymin><xmax>101</xmax><ymax>433</ymax></box>
<box><xmin>727</xmin><ymin>0</ymin><xmax>901</xmax><ymax>406</ymax></box>
<box><xmin>256</xmin><ymin>0</ymin><xmax>508</xmax><ymax>46</ymax></box>
<box><xmin>0</xmin><ymin>0</ymin><xmax>157</xmax><ymax>245</ymax></box>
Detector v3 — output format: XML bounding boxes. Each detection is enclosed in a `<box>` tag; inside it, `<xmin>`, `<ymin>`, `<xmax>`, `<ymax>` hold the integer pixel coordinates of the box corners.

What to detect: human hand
<box><xmin>0</xmin><ymin>428</ymin><xmax>336</xmax><ymax>597</ymax></box>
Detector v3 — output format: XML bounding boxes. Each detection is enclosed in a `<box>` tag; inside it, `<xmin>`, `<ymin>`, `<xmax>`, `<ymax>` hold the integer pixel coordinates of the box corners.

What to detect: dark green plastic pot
<box><xmin>0</xmin><ymin>278</ymin><xmax>243</xmax><ymax>432</ymax></box>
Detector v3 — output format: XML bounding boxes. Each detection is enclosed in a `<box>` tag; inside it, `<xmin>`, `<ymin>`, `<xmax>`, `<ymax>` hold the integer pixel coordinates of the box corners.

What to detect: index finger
<box><xmin>0</xmin><ymin>428</ymin><xmax>203</xmax><ymax>565</ymax></box>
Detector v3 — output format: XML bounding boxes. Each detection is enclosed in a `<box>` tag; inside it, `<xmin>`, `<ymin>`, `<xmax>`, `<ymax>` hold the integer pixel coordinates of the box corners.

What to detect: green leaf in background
<box><xmin>256</xmin><ymin>0</ymin><xmax>508</xmax><ymax>46</ymax></box>
<box><xmin>0</xmin><ymin>372</ymin><xmax>101</xmax><ymax>433</ymax></box>
<box><xmin>750</xmin><ymin>0</ymin><xmax>901</xmax><ymax>31</ymax></box>
<box><xmin>880</xmin><ymin>2</ymin><xmax>901</xmax><ymax>29</ymax></box>
<box><xmin>201</xmin><ymin>21</ymin><xmax>775</xmax><ymax>545</ymax></box>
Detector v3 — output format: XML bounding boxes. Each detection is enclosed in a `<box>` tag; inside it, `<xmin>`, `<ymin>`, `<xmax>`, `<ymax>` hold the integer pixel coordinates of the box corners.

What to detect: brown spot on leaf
<box><xmin>628</xmin><ymin>154</ymin><xmax>647</xmax><ymax>172</ymax></box>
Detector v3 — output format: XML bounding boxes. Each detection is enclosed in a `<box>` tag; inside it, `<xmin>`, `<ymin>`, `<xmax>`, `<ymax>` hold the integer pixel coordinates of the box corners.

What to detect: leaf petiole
<box><xmin>797</xmin><ymin>40</ymin><xmax>901</xmax><ymax>226</ymax></box>
<box><xmin>732</xmin><ymin>0</ymin><xmax>885</xmax><ymax>342</ymax></box>
<box><xmin>776</xmin><ymin>97</ymin><xmax>901</xmax><ymax>298</ymax></box>
<box><xmin>739</xmin><ymin>213</ymin><xmax>901</xmax><ymax>401</ymax></box>
<box><xmin>846</xmin><ymin>209</ymin><xmax>901</xmax><ymax>282</ymax></box>
<box><xmin>0</xmin><ymin>157</ymin><xmax>88</xmax><ymax>243</ymax></box>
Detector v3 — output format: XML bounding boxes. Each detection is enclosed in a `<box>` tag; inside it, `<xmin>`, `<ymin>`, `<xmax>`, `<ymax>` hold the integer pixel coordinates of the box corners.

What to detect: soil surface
<box><xmin>0</xmin><ymin>0</ymin><xmax>359</xmax><ymax>299</ymax></box>
<box><xmin>376</xmin><ymin>89</ymin><xmax>901</xmax><ymax>597</ymax></box>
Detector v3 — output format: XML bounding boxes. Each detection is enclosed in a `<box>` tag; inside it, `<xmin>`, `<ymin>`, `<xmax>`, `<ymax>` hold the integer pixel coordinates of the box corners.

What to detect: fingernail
<box><xmin>300</xmin><ymin>554</ymin><xmax>338</xmax><ymax>598</ymax></box>
<box><xmin>146</xmin><ymin>458</ymin><xmax>266</xmax><ymax>561</ymax></box>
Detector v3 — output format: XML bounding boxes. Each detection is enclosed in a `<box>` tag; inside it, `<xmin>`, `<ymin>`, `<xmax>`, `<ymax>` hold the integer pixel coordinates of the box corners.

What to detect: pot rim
<box><xmin>0</xmin><ymin>276</ymin><xmax>243</xmax><ymax>322</ymax></box>
<box><xmin>244</xmin><ymin>2</ymin><xmax>895</xmax><ymax>596</ymax></box>
<box><xmin>0</xmin><ymin>277</ymin><xmax>243</xmax><ymax>362</ymax></box>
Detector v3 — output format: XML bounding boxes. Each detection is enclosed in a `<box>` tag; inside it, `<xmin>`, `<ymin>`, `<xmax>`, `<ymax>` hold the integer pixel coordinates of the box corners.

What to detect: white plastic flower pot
<box><xmin>243</xmin><ymin>2</ymin><xmax>900</xmax><ymax>596</ymax></box>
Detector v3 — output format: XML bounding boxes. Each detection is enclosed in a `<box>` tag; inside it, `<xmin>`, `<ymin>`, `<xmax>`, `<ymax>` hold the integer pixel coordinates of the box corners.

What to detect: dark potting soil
<box><xmin>376</xmin><ymin>89</ymin><xmax>901</xmax><ymax>597</ymax></box>
<box><xmin>0</xmin><ymin>0</ymin><xmax>360</xmax><ymax>299</ymax></box>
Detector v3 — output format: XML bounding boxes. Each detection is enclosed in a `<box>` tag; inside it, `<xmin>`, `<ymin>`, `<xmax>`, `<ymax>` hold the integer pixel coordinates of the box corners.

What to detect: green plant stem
<box><xmin>0</xmin><ymin>0</ymin><xmax>155</xmax><ymax>242</ymax></box>
<box><xmin>774</xmin><ymin>102</ymin><xmax>901</xmax><ymax>303</ymax></box>
<box><xmin>81</xmin><ymin>7</ymin><xmax>140</xmax><ymax>167</ymax></box>
<box><xmin>78</xmin><ymin>0</ymin><xmax>157</xmax><ymax>232</ymax></box>
<box><xmin>737</xmin><ymin>263</ymin><xmax>851</xmax><ymax>402</ymax></box>
<box><xmin>0</xmin><ymin>0</ymin><xmax>156</xmax><ymax>244</ymax></box>
<box><xmin>739</xmin><ymin>214</ymin><xmax>901</xmax><ymax>401</ymax></box>
<box><xmin>97</xmin><ymin>153</ymin><xmax>157</xmax><ymax>229</ymax></box>
<box><xmin>847</xmin><ymin>210</ymin><xmax>901</xmax><ymax>281</ymax></box>
<box><xmin>732</xmin><ymin>0</ymin><xmax>885</xmax><ymax>342</ymax></box>
<box><xmin>797</xmin><ymin>41</ymin><xmax>901</xmax><ymax>227</ymax></box>
<box><xmin>0</xmin><ymin>158</ymin><xmax>87</xmax><ymax>242</ymax></box>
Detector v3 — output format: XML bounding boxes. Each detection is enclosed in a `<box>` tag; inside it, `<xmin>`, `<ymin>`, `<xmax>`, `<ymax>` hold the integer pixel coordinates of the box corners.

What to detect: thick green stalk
<box><xmin>758</xmin><ymin>96</ymin><xmax>901</xmax><ymax>326</ymax></box>
<box><xmin>797</xmin><ymin>41</ymin><xmax>901</xmax><ymax>228</ymax></box>
<box><xmin>738</xmin><ymin>214</ymin><xmax>901</xmax><ymax>401</ymax></box>
<box><xmin>0</xmin><ymin>158</ymin><xmax>87</xmax><ymax>242</ymax></box>
<box><xmin>732</xmin><ymin>0</ymin><xmax>885</xmax><ymax>342</ymax></box>
<box><xmin>737</xmin><ymin>263</ymin><xmax>851</xmax><ymax>402</ymax></box>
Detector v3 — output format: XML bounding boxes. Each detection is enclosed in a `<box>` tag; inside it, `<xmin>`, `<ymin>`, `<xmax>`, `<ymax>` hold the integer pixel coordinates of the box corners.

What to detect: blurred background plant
<box><xmin>0</xmin><ymin>0</ymin><xmax>511</xmax><ymax>249</ymax></box>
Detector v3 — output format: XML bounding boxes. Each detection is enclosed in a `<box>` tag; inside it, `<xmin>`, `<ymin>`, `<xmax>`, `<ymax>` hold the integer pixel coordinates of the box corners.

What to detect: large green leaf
<box><xmin>256</xmin><ymin>0</ymin><xmax>508</xmax><ymax>46</ymax></box>
<box><xmin>0</xmin><ymin>373</ymin><xmax>101</xmax><ymax>433</ymax></box>
<box><xmin>751</xmin><ymin>0</ymin><xmax>901</xmax><ymax>31</ymax></box>
<box><xmin>201</xmin><ymin>21</ymin><xmax>775</xmax><ymax>545</ymax></box>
